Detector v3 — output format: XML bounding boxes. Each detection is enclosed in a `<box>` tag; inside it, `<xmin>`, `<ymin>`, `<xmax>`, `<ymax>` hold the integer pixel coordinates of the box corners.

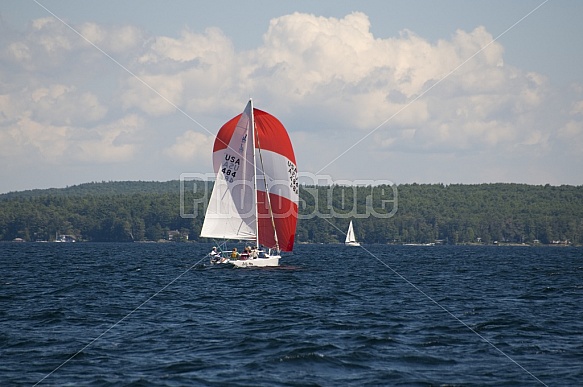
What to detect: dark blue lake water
<box><xmin>1</xmin><ymin>243</ymin><xmax>581</xmax><ymax>386</ymax></box>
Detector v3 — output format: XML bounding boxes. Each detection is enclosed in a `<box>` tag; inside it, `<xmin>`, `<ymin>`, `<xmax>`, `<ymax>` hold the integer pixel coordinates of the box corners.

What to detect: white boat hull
<box><xmin>345</xmin><ymin>241</ymin><xmax>361</xmax><ymax>247</ymax></box>
<box><xmin>228</xmin><ymin>255</ymin><xmax>280</xmax><ymax>267</ymax></box>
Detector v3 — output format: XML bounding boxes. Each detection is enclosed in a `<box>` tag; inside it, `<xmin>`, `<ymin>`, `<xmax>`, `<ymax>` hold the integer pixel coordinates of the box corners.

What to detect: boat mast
<box><xmin>250</xmin><ymin>98</ymin><xmax>260</xmax><ymax>249</ymax></box>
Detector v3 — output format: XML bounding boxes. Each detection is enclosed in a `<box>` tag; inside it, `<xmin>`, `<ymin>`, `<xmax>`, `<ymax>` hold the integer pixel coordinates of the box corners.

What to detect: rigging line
<box><xmin>319</xmin><ymin>216</ymin><xmax>548</xmax><ymax>386</ymax></box>
<box><xmin>315</xmin><ymin>0</ymin><xmax>549</xmax><ymax>175</ymax></box>
<box><xmin>34</xmin><ymin>255</ymin><xmax>209</xmax><ymax>386</ymax></box>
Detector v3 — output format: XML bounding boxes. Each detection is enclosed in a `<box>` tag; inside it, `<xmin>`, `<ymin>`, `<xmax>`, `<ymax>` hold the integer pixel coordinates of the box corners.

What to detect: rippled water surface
<box><xmin>1</xmin><ymin>243</ymin><xmax>582</xmax><ymax>386</ymax></box>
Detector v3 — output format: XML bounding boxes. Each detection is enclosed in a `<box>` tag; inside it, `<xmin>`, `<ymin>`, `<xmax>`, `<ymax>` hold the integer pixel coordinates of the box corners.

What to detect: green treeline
<box><xmin>1</xmin><ymin>181</ymin><xmax>582</xmax><ymax>245</ymax></box>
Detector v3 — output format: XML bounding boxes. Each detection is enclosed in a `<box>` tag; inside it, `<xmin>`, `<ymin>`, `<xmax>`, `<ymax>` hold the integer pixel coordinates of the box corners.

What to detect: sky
<box><xmin>1</xmin><ymin>0</ymin><xmax>583</xmax><ymax>193</ymax></box>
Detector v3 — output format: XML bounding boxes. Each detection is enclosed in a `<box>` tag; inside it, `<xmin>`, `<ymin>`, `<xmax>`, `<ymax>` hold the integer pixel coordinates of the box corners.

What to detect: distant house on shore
<box><xmin>167</xmin><ymin>230</ymin><xmax>189</xmax><ymax>241</ymax></box>
<box><xmin>55</xmin><ymin>234</ymin><xmax>76</xmax><ymax>242</ymax></box>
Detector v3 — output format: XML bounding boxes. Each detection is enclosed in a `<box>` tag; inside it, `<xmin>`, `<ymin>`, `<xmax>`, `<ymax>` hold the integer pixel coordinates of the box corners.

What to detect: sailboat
<box><xmin>345</xmin><ymin>221</ymin><xmax>360</xmax><ymax>247</ymax></box>
<box><xmin>201</xmin><ymin>99</ymin><xmax>298</xmax><ymax>267</ymax></box>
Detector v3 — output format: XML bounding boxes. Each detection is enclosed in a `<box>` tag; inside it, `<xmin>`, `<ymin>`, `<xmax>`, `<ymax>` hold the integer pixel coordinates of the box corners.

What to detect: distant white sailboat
<box><xmin>345</xmin><ymin>221</ymin><xmax>360</xmax><ymax>247</ymax></box>
<box><xmin>201</xmin><ymin>99</ymin><xmax>298</xmax><ymax>267</ymax></box>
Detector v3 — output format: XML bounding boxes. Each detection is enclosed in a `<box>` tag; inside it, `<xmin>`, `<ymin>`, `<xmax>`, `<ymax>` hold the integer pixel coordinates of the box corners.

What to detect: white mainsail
<box><xmin>200</xmin><ymin>101</ymin><xmax>257</xmax><ymax>241</ymax></box>
<box><xmin>345</xmin><ymin>221</ymin><xmax>360</xmax><ymax>246</ymax></box>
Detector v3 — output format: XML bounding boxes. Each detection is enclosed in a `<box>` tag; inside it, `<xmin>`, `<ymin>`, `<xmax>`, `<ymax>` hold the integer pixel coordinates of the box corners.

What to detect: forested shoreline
<box><xmin>1</xmin><ymin>181</ymin><xmax>582</xmax><ymax>245</ymax></box>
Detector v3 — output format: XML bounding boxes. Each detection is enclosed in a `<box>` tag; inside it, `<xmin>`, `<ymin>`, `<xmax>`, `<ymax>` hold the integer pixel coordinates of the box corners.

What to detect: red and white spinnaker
<box><xmin>200</xmin><ymin>100</ymin><xmax>298</xmax><ymax>258</ymax></box>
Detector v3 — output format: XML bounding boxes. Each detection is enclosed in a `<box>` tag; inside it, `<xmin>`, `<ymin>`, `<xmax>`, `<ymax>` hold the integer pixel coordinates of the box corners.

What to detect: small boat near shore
<box><xmin>345</xmin><ymin>221</ymin><xmax>360</xmax><ymax>247</ymax></box>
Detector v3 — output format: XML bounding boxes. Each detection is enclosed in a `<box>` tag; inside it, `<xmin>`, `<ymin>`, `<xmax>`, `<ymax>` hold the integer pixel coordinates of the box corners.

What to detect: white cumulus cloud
<box><xmin>0</xmin><ymin>10</ymin><xmax>582</xmax><ymax>191</ymax></box>
<box><xmin>163</xmin><ymin>130</ymin><xmax>214</xmax><ymax>165</ymax></box>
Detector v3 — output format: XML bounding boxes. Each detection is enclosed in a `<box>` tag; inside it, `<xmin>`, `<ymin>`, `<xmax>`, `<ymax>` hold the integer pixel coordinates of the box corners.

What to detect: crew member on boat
<box><xmin>240</xmin><ymin>246</ymin><xmax>252</xmax><ymax>260</ymax></box>
<box><xmin>230</xmin><ymin>248</ymin><xmax>239</xmax><ymax>260</ymax></box>
<box><xmin>210</xmin><ymin>246</ymin><xmax>220</xmax><ymax>263</ymax></box>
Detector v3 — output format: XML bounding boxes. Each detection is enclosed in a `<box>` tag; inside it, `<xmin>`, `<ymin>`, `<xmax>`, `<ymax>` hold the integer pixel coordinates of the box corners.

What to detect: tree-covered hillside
<box><xmin>1</xmin><ymin>181</ymin><xmax>582</xmax><ymax>245</ymax></box>
<box><xmin>0</xmin><ymin>180</ymin><xmax>181</xmax><ymax>199</ymax></box>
